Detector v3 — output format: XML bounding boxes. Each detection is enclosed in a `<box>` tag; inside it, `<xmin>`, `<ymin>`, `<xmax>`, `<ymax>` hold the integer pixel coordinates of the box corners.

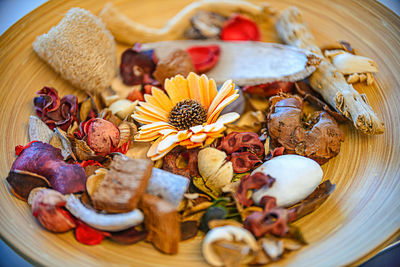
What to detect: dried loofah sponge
<box><xmin>33</xmin><ymin>8</ymin><xmax>117</xmax><ymax>93</ymax></box>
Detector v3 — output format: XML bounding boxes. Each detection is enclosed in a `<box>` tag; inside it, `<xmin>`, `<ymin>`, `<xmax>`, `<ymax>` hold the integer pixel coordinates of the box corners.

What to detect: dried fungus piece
<box><xmin>11</xmin><ymin>142</ymin><xmax>86</xmax><ymax>194</ymax></box>
<box><xmin>34</xmin><ymin>87</ymin><xmax>78</xmax><ymax>131</ymax></box>
<box><xmin>267</xmin><ymin>95</ymin><xmax>344</xmax><ymax>164</ymax></box>
<box><xmin>31</xmin><ymin>188</ymin><xmax>76</xmax><ymax>233</ymax></box>
<box><xmin>221</xmin><ymin>14</ymin><xmax>261</xmax><ymax>41</ymax></box>
<box><xmin>140</xmin><ymin>194</ymin><xmax>181</xmax><ymax>254</ymax></box>
<box><xmin>186</xmin><ymin>45</ymin><xmax>221</xmax><ymax>73</ymax></box>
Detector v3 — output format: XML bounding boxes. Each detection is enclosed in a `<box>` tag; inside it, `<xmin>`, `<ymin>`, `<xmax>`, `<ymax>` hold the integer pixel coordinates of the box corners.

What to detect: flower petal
<box><xmin>132</xmin><ymin>112</ymin><xmax>160</xmax><ymax>124</ymax></box>
<box><xmin>190</xmin><ymin>133</ymin><xmax>207</xmax><ymax>143</ymax></box>
<box><xmin>151</xmin><ymin>143</ymin><xmax>179</xmax><ymax>161</ymax></box>
<box><xmin>190</xmin><ymin>125</ymin><xmax>204</xmax><ymax>134</ymax></box>
<box><xmin>207</xmin><ymin>92</ymin><xmax>239</xmax><ymax>124</ymax></box>
<box><xmin>216</xmin><ymin>112</ymin><xmax>240</xmax><ymax>125</ymax></box>
<box><xmin>138</xmin><ymin>102</ymin><xmax>169</xmax><ymax>120</ymax></box>
<box><xmin>187</xmin><ymin>72</ymin><xmax>202</xmax><ymax>103</ymax></box>
<box><xmin>207</xmin><ymin>79</ymin><xmax>235</xmax><ymax>118</ymax></box>
<box><xmin>151</xmin><ymin>87</ymin><xmax>173</xmax><ymax>112</ymax></box>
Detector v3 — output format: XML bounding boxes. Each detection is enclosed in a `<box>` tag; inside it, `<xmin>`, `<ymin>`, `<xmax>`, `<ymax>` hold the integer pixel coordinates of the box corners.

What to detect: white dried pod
<box><xmin>324</xmin><ymin>49</ymin><xmax>346</xmax><ymax>59</ymax></box>
<box><xmin>252</xmin><ymin>155</ymin><xmax>323</xmax><ymax>207</ymax></box>
<box><xmin>109</xmin><ymin>99</ymin><xmax>138</xmax><ymax>119</ymax></box>
<box><xmin>202</xmin><ymin>226</ymin><xmax>258</xmax><ymax>266</ymax></box>
<box><xmin>331</xmin><ymin>52</ymin><xmax>378</xmax><ymax>74</ymax></box>
<box><xmin>65</xmin><ymin>194</ymin><xmax>144</xmax><ymax>232</ymax></box>
<box><xmin>198</xmin><ymin>147</ymin><xmax>233</xmax><ymax>194</ymax></box>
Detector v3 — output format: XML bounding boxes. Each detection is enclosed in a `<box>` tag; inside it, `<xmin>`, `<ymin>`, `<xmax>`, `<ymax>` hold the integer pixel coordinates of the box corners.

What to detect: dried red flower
<box><xmin>218</xmin><ymin>132</ymin><xmax>264</xmax><ymax>156</ymax></box>
<box><xmin>15</xmin><ymin>140</ymin><xmax>38</xmax><ymax>156</ymax></box>
<box><xmin>244</xmin><ymin>208</ymin><xmax>293</xmax><ymax>237</ymax></box>
<box><xmin>242</xmin><ymin>82</ymin><xmax>294</xmax><ymax>97</ymax></box>
<box><xmin>235</xmin><ymin>172</ymin><xmax>275</xmax><ymax>207</ymax></box>
<box><xmin>75</xmin><ymin>221</ymin><xmax>110</xmax><ymax>245</ymax></box>
<box><xmin>186</xmin><ymin>45</ymin><xmax>221</xmax><ymax>73</ymax></box>
<box><xmin>230</xmin><ymin>151</ymin><xmax>262</xmax><ymax>173</ymax></box>
<box><xmin>220</xmin><ymin>14</ymin><xmax>261</xmax><ymax>41</ymax></box>
<box><xmin>34</xmin><ymin>87</ymin><xmax>78</xmax><ymax>131</ymax></box>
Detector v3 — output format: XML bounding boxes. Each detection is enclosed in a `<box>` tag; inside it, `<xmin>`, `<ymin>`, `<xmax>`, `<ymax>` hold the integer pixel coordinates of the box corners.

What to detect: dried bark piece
<box><xmin>275</xmin><ymin>6</ymin><xmax>385</xmax><ymax>135</ymax></box>
<box><xmin>143</xmin><ymin>40</ymin><xmax>320</xmax><ymax>86</ymax></box>
<box><xmin>140</xmin><ymin>194</ymin><xmax>181</xmax><ymax>254</ymax></box>
<box><xmin>91</xmin><ymin>155</ymin><xmax>153</xmax><ymax>213</ymax></box>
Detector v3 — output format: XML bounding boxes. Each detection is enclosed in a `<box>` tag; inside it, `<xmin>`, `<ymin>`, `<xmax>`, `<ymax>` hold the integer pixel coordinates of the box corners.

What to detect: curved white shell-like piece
<box><xmin>65</xmin><ymin>194</ymin><xmax>144</xmax><ymax>232</ymax></box>
<box><xmin>142</xmin><ymin>40</ymin><xmax>320</xmax><ymax>86</ymax></box>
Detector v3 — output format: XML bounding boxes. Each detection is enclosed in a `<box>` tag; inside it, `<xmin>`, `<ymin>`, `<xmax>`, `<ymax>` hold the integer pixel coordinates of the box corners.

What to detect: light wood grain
<box><xmin>0</xmin><ymin>0</ymin><xmax>399</xmax><ymax>266</ymax></box>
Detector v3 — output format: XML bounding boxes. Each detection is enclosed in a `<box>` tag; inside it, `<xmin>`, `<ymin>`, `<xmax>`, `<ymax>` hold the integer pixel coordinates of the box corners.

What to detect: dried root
<box><xmin>275</xmin><ymin>6</ymin><xmax>384</xmax><ymax>135</ymax></box>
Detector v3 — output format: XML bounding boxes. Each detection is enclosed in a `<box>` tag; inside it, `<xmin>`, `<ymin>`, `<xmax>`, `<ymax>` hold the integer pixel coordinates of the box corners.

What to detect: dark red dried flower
<box><xmin>162</xmin><ymin>146</ymin><xmax>199</xmax><ymax>178</ymax></box>
<box><xmin>220</xmin><ymin>14</ymin><xmax>261</xmax><ymax>41</ymax></box>
<box><xmin>242</xmin><ymin>82</ymin><xmax>294</xmax><ymax>97</ymax></box>
<box><xmin>186</xmin><ymin>45</ymin><xmax>221</xmax><ymax>73</ymax></box>
<box><xmin>218</xmin><ymin>132</ymin><xmax>264</xmax><ymax>156</ymax></box>
<box><xmin>11</xmin><ymin>142</ymin><xmax>87</xmax><ymax>194</ymax></box>
<box><xmin>120</xmin><ymin>44</ymin><xmax>156</xmax><ymax>86</ymax></box>
<box><xmin>235</xmin><ymin>172</ymin><xmax>275</xmax><ymax>207</ymax></box>
<box><xmin>34</xmin><ymin>87</ymin><xmax>78</xmax><ymax>131</ymax></box>
<box><xmin>244</xmin><ymin>208</ymin><xmax>293</xmax><ymax>237</ymax></box>
<box><xmin>230</xmin><ymin>151</ymin><xmax>262</xmax><ymax>173</ymax></box>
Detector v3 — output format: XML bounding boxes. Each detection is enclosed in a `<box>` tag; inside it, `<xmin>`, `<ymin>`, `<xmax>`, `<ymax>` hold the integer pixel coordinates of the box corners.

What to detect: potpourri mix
<box><xmin>6</xmin><ymin>0</ymin><xmax>384</xmax><ymax>266</ymax></box>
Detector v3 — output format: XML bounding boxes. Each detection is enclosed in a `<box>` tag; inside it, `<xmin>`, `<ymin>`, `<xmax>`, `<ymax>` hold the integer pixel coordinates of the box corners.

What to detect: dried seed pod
<box><xmin>86</xmin><ymin>118</ymin><xmax>120</xmax><ymax>156</ymax></box>
<box><xmin>202</xmin><ymin>225</ymin><xmax>258</xmax><ymax>266</ymax></box>
<box><xmin>118</xmin><ymin>121</ymin><xmax>137</xmax><ymax>147</ymax></box>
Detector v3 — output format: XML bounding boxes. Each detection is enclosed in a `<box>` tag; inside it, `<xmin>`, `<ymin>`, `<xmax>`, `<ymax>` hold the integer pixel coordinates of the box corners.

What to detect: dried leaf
<box><xmin>208</xmin><ymin>219</ymin><xmax>243</xmax><ymax>229</ymax></box>
<box><xmin>28</xmin><ymin>116</ymin><xmax>53</xmax><ymax>143</ymax></box>
<box><xmin>6</xmin><ymin>170</ymin><xmax>50</xmax><ymax>201</ymax></box>
<box><xmin>226</xmin><ymin>111</ymin><xmax>266</xmax><ymax>134</ymax></box>
<box><xmin>118</xmin><ymin>121</ymin><xmax>137</xmax><ymax>147</ymax></box>
<box><xmin>125</xmin><ymin>141</ymin><xmax>151</xmax><ymax>159</ymax></box>
<box><xmin>180</xmin><ymin>220</ymin><xmax>199</xmax><ymax>241</ymax></box>
<box><xmin>53</xmin><ymin>127</ymin><xmax>76</xmax><ymax>160</ymax></box>
<box><xmin>289</xmin><ymin>180</ymin><xmax>335</xmax><ymax>222</ymax></box>
<box><xmin>247</xmin><ymin>95</ymin><xmax>270</xmax><ymax>111</ymax></box>
<box><xmin>79</xmin><ymin>97</ymin><xmax>93</xmax><ymax>122</ymax></box>
<box><xmin>70</xmin><ymin>137</ymin><xmax>105</xmax><ymax>162</ymax></box>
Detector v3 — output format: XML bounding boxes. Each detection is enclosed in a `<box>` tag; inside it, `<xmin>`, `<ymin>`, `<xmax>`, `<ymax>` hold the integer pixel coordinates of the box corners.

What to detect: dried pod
<box><xmin>202</xmin><ymin>225</ymin><xmax>258</xmax><ymax>266</ymax></box>
<box><xmin>198</xmin><ymin>148</ymin><xmax>233</xmax><ymax>195</ymax></box>
<box><xmin>86</xmin><ymin>168</ymin><xmax>108</xmax><ymax>199</ymax></box>
<box><xmin>109</xmin><ymin>99</ymin><xmax>138</xmax><ymax>119</ymax></box>
<box><xmin>31</xmin><ymin>188</ymin><xmax>76</xmax><ymax>233</ymax></box>
<box><xmin>184</xmin><ymin>11</ymin><xmax>227</xmax><ymax>39</ymax></box>
<box><xmin>118</xmin><ymin>121</ymin><xmax>137</xmax><ymax>147</ymax></box>
<box><xmin>6</xmin><ymin>170</ymin><xmax>50</xmax><ymax>201</ymax></box>
<box><xmin>86</xmin><ymin>118</ymin><xmax>120</xmax><ymax>156</ymax></box>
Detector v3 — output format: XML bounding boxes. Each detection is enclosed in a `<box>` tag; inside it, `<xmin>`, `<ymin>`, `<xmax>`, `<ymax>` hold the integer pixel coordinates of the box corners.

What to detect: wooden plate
<box><xmin>0</xmin><ymin>0</ymin><xmax>399</xmax><ymax>266</ymax></box>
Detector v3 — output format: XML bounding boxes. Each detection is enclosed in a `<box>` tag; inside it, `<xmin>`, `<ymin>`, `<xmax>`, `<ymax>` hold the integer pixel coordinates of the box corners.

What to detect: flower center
<box><xmin>168</xmin><ymin>99</ymin><xmax>207</xmax><ymax>130</ymax></box>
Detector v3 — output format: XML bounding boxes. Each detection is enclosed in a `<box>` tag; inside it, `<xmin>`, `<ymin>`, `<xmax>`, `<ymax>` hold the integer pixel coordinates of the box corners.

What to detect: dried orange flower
<box><xmin>132</xmin><ymin>72</ymin><xmax>240</xmax><ymax>160</ymax></box>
